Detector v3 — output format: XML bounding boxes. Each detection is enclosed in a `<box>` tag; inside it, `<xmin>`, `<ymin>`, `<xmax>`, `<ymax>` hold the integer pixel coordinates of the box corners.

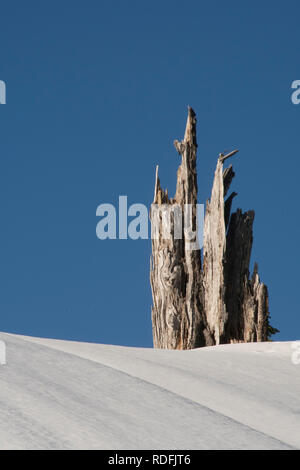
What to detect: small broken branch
<box><xmin>219</xmin><ymin>149</ymin><xmax>239</xmax><ymax>163</ymax></box>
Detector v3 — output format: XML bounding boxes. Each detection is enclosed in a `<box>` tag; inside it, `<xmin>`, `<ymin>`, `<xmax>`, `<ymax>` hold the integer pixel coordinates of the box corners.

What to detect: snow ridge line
<box><xmin>8</xmin><ymin>333</ymin><xmax>295</xmax><ymax>450</ymax></box>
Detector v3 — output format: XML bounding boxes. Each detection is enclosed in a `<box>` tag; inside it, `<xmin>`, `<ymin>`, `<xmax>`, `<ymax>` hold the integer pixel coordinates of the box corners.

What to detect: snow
<box><xmin>0</xmin><ymin>332</ymin><xmax>299</xmax><ymax>450</ymax></box>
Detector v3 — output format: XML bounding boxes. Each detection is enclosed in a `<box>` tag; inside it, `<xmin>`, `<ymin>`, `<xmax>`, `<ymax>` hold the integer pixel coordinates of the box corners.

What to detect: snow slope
<box><xmin>0</xmin><ymin>332</ymin><xmax>299</xmax><ymax>450</ymax></box>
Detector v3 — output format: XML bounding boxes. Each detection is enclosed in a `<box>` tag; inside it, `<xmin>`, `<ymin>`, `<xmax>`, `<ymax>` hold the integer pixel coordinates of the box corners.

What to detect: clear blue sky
<box><xmin>0</xmin><ymin>1</ymin><xmax>299</xmax><ymax>346</ymax></box>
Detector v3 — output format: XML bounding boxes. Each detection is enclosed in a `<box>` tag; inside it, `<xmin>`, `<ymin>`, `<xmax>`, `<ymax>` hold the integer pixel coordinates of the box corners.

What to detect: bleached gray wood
<box><xmin>150</xmin><ymin>107</ymin><xmax>272</xmax><ymax>349</ymax></box>
<box><xmin>150</xmin><ymin>107</ymin><xmax>212</xmax><ymax>349</ymax></box>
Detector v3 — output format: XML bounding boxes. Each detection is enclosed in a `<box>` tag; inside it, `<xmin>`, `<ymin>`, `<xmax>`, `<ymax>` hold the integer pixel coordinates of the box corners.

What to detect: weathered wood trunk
<box><xmin>150</xmin><ymin>107</ymin><xmax>273</xmax><ymax>349</ymax></box>
<box><xmin>150</xmin><ymin>108</ymin><xmax>213</xmax><ymax>349</ymax></box>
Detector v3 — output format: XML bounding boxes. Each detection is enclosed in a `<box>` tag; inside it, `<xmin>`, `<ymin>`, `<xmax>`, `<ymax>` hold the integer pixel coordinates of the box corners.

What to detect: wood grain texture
<box><xmin>150</xmin><ymin>108</ymin><xmax>271</xmax><ymax>349</ymax></box>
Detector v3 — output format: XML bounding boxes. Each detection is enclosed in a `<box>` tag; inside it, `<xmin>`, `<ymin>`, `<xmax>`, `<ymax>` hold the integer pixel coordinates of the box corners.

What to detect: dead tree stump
<box><xmin>150</xmin><ymin>107</ymin><xmax>275</xmax><ymax>349</ymax></box>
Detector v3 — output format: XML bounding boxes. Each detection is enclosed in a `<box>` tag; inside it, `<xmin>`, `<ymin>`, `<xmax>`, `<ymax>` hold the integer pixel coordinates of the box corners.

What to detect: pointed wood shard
<box><xmin>224</xmin><ymin>192</ymin><xmax>238</xmax><ymax>229</ymax></box>
<box><xmin>150</xmin><ymin>107</ymin><xmax>212</xmax><ymax>349</ymax></box>
<box><xmin>202</xmin><ymin>159</ymin><xmax>227</xmax><ymax>345</ymax></box>
<box><xmin>223</xmin><ymin>164</ymin><xmax>235</xmax><ymax>197</ymax></box>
